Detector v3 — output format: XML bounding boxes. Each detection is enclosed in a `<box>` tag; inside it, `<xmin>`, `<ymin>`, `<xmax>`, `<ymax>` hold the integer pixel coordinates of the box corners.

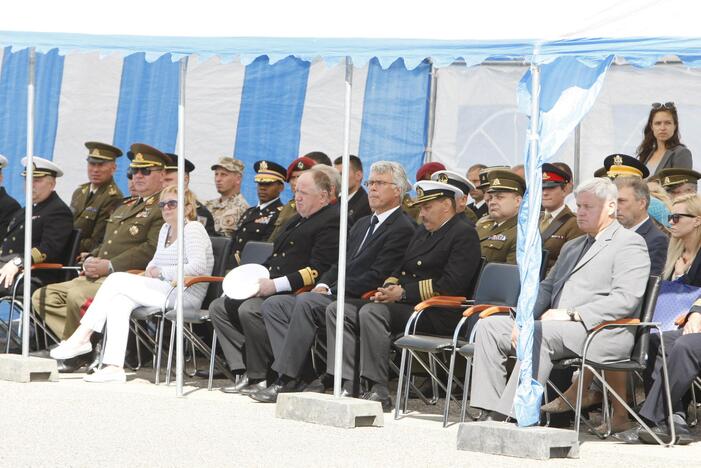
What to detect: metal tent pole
<box><xmin>333</xmin><ymin>57</ymin><xmax>353</xmax><ymax>398</ymax></box>
<box><xmin>21</xmin><ymin>48</ymin><xmax>36</xmax><ymax>358</ymax></box>
<box><xmin>175</xmin><ymin>56</ymin><xmax>188</xmax><ymax>397</ymax></box>
<box><xmin>424</xmin><ymin>61</ymin><xmax>438</xmax><ymax>163</ymax></box>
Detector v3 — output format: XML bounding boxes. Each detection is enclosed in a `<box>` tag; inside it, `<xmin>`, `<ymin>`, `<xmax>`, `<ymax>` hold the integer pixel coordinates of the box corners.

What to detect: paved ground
<box><xmin>2</xmin><ymin>368</ymin><xmax>701</xmax><ymax>467</ymax></box>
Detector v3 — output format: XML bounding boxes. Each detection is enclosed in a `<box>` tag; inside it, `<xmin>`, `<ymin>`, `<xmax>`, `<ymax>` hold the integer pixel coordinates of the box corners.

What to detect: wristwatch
<box><xmin>12</xmin><ymin>257</ymin><xmax>23</xmax><ymax>268</ymax></box>
<box><xmin>567</xmin><ymin>308</ymin><xmax>576</xmax><ymax>321</ymax></box>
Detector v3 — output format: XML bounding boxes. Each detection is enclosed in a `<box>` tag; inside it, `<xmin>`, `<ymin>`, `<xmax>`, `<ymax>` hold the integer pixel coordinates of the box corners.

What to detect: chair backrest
<box><xmin>202</xmin><ymin>237</ymin><xmax>234</xmax><ymax>309</ymax></box>
<box><xmin>240</xmin><ymin>241</ymin><xmax>274</xmax><ymax>265</ymax></box>
<box><xmin>629</xmin><ymin>275</ymin><xmax>661</xmax><ymax>366</ymax></box>
<box><xmin>465</xmin><ymin>257</ymin><xmax>486</xmax><ymax>299</ymax></box>
<box><xmin>473</xmin><ymin>262</ymin><xmax>521</xmax><ymax>306</ymax></box>
<box><xmin>63</xmin><ymin>229</ymin><xmax>82</xmax><ymax>281</ymax></box>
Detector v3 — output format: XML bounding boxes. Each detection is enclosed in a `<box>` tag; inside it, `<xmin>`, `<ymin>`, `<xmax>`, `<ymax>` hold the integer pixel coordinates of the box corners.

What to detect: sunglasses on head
<box><xmin>652</xmin><ymin>101</ymin><xmax>675</xmax><ymax>110</ymax></box>
<box><xmin>158</xmin><ymin>200</ymin><xmax>178</xmax><ymax>209</ymax></box>
<box><xmin>668</xmin><ymin>213</ymin><xmax>696</xmax><ymax>224</ymax></box>
<box><xmin>129</xmin><ymin>166</ymin><xmax>161</xmax><ymax>176</ymax></box>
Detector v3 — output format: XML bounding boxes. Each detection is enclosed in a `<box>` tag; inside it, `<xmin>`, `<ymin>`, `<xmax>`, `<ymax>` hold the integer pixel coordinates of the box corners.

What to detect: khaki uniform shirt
<box><xmin>70</xmin><ymin>179</ymin><xmax>123</xmax><ymax>253</ymax></box>
<box><xmin>205</xmin><ymin>193</ymin><xmax>249</xmax><ymax>237</ymax></box>
<box><xmin>267</xmin><ymin>200</ymin><xmax>298</xmax><ymax>243</ymax></box>
<box><xmin>476</xmin><ymin>215</ymin><xmax>518</xmax><ymax>264</ymax></box>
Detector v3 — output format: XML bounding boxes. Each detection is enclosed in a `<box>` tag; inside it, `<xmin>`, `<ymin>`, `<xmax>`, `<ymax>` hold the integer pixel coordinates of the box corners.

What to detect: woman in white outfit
<box><xmin>50</xmin><ymin>185</ymin><xmax>214</xmax><ymax>383</ymax></box>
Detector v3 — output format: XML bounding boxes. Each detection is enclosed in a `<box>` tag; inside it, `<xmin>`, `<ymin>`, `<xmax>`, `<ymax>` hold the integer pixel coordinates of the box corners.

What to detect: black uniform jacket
<box><xmin>0</xmin><ymin>187</ymin><xmax>21</xmax><ymax>237</ymax></box>
<box><xmin>319</xmin><ymin>208</ymin><xmax>416</xmax><ymax>297</ymax></box>
<box><xmin>265</xmin><ymin>204</ymin><xmax>340</xmax><ymax>291</ymax></box>
<box><xmin>0</xmin><ymin>191</ymin><xmax>73</xmax><ymax>268</ymax></box>
<box><xmin>232</xmin><ymin>198</ymin><xmax>283</xmax><ymax>264</ymax></box>
<box><xmin>347</xmin><ymin>187</ymin><xmax>372</xmax><ymax>226</ymax></box>
<box><xmin>384</xmin><ymin>213</ymin><xmax>482</xmax><ymax>304</ymax></box>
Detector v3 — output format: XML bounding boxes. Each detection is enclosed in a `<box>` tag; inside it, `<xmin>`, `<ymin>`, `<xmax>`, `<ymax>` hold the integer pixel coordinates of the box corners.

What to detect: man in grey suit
<box><xmin>470</xmin><ymin>177</ymin><xmax>651</xmax><ymax>419</ymax></box>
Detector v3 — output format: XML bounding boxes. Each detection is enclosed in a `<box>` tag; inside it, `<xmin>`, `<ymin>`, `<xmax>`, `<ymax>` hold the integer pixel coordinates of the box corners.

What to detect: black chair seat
<box><xmin>394</xmin><ymin>335</ymin><xmax>465</xmax><ymax>353</ymax></box>
<box><xmin>456</xmin><ymin>343</ymin><xmax>475</xmax><ymax>357</ymax></box>
<box><xmin>164</xmin><ymin>308</ymin><xmax>209</xmax><ymax>323</ymax></box>
<box><xmin>131</xmin><ymin>306</ymin><xmax>163</xmax><ymax>320</ymax></box>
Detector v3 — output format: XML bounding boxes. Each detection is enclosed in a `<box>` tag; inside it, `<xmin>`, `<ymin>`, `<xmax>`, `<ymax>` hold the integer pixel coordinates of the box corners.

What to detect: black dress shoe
<box><xmin>361</xmin><ymin>391</ymin><xmax>392</xmax><ymax>412</ymax></box>
<box><xmin>638</xmin><ymin>417</ymin><xmax>693</xmax><ymax>445</ymax></box>
<box><xmin>56</xmin><ymin>352</ymin><xmax>94</xmax><ymax>373</ymax></box>
<box><xmin>220</xmin><ymin>374</ymin><xmax>251</xmax><ymax>394</ymax></box>
<box><xmin>303</xmin><ymin>377</ymin><xmax>328</xmax><ymax>394</ymax></box>
<box><xmin>239</xmin><ymin>380</ymin><xmax>268</xmax><ymax>396</ymax></box>
<box><xmin>250</xmin><ymin>378</ymin><xmax>306</xmax><ymax>403</ymax></box>
<box><xmin>195</xmin><ymin>369</ymin><xmax>225</xmax><ymax>379</ymax></box>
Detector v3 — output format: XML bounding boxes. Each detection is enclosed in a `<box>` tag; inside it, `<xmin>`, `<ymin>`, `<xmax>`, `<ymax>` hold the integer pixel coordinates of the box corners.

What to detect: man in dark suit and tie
<box><xmin>323</xmin><ymin>177</ymin><xmax>482</xmax><ymax>410</ymax></box>
<box><xmin>470</xmin><ymin>177</ymin><xmax>650</xmax><ymax>421</ymax></box>
<box><xmin>248</xmin><ymin>161</ymin><xmax>417</xmax><ymax>402</ymax></box>
<box><xmin>333</xmin><ymin>155</ymin><xmax>371</xmax><ymax>226</ymax></box>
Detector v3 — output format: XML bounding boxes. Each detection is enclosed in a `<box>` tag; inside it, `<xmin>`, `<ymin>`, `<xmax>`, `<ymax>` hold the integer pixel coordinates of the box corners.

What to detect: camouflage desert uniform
<box><xmin>205</xmin><ymin>193</ymin><xmax>249</xmax><ymax>237</ymax></box>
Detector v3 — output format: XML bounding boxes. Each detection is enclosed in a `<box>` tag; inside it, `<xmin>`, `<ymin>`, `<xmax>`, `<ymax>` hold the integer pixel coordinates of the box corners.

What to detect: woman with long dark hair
<box><xmin>636</xmin><ymin>101</ymin><xmax>692</xmax><ymax>176</ymax></box>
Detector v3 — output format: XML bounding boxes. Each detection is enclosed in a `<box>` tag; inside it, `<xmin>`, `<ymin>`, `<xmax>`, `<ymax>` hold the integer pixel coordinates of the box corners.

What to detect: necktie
<box><xmin>540</xmin><ymin>212</ymin><xmax>552</xmax><ymax>231</ymax></box>
<box><xmin>356</xmin><ymin>215</ymin><xmax>379</xmax><ymax>255</ymax></box>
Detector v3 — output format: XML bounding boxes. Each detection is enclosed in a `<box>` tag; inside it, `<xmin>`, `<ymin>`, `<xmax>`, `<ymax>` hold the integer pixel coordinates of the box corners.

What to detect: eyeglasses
<box><xmin>668</xmin><ymin>213</ymin><xmax>696</xmax><ymax>224</ymax></box>
<box><xmin>652</xmin><ymin>101</ymin><xmax>675</xmax><ymax>110</ymax></box>
<box><xmin>158</xmin><ymin>200</ymin><xmax>178</xmax><ymax>209</ymax></box>
<box><xmin>129</xmin><ymin>167</ymin><xmax>162</xmax><ymax>176</ymax></box>
<box><xmin>364</xmin><ymin>180</ymin><xmax>398</xmax><ymax>188</ymax></box>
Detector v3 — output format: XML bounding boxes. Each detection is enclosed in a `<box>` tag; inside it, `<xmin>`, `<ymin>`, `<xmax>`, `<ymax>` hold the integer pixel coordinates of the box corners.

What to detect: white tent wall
<box><xmin>431</xmin><ymin>64</ymin><xmax>575</xmax><ymax>176</ymax></box>
<box><xmin>579</xmin><ymin>63</ymin><xmax>701</xmax><ymax>179</ymax></box>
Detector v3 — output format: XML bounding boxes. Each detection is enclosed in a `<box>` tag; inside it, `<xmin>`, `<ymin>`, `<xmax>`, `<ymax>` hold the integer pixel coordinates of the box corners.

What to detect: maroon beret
<box><xmin>415</xmin><ymin>162</ymin><xmax>447</xmax><ymax>181</ymax></box>
<box><xmin>286</xmin><ymin>156</ymin><xmax>316</xmax><ymax>182</ymax></box>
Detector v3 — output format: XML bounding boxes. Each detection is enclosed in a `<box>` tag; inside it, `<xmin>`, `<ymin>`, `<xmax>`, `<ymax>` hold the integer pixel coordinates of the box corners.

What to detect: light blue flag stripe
<box><xmin>112</xmin><ymin>53</ymin><xmax>180</xmax><ymax>195</ymax></box>
<box><xmin>358</xmin><ymin>58</ymin><xmax>431</xmax><ymax>183</ymax></box>
<box><xmin>234</xmin><ymin>55</ymin><xmax>310</xmax><ymax>205</ymax></box>
<box><xmin>0</xmin><ymin>47</ymin><xmax>64</xmax><ymax>203</ymax></box>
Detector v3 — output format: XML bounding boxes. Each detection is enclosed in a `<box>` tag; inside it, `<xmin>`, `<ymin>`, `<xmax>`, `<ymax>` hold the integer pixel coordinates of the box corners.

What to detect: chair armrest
<box><xmin>128</xmin><ymin>269</ymin><xmax>144</xmax><ymax>275</ymax></box>
<box><xmin>478</xmin><ymin>306</ymin><xmax>513</xmax><ymax>319</ymax></box>
<box><xmin>184</xmin><ymin>276</ymin><xmax>224</xmax><ymax>288</ymax></box>
<box><xmin>31</xmin><ymin>263</ymin><xmax>65</xmax><ymax>270</ymax></box>
<box><xmin>294</xmin><ymin>286</ymin><xmax>314</xmax><ymax>295</ymax></box>
<box><xmin>592</xmin><ymin>318</ymin><xmax>640</xmax><ymax>332</ymax></box>
<box><xmin>414</xmin><ymin>296</ymin><xmax>468</xmax><ymax>312</ymax></box>
<box><xmin>675</xmin><ymin>312</ymin><xmax>690</xmax><ymax>328</ymax></box>
<box><xmin>361</xmin><ymin>290</ymin><xmax>377</xmax><ymax>300</ymax></box>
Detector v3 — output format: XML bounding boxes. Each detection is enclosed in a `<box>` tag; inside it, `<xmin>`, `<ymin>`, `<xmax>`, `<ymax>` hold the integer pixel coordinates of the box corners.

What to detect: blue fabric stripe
<box><xmin>234</xmin><ymin>55</ymin><xmax>310</xmax><ymax>205</ymax></box>
<box><xmin>358</xmin><ymin>58</ymin><xmax>431</xmax><ymax>184</ymax></box>
<box><xmin>112</xmin><ymin>53</ymin><xmax>180</xmax><ymax>194</ymax></box>
<box><xmin>0</xmin><ymin>47</ymin><xmax>64</xmax><ymax>203</ymax></box>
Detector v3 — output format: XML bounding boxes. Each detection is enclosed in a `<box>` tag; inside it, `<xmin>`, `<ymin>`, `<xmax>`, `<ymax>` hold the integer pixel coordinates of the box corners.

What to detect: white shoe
<box><xmin>49</xmin><ymin>341</ymin><xmax>92</xmax><ymax>360</ymax></box>
<box><xmin>83</xmin><ymin>367</ymin><xmax>126</xmax><ymax>383</ymax></box>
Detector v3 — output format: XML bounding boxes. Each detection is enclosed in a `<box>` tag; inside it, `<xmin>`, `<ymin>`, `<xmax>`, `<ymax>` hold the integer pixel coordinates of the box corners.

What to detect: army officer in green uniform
<box><xmin>32</xmin><ymin>143</ymin><xmax>169</xmax><ymax>347</ymax></box>
<box><xmin>70</xmin><ymin>142</ymin><xmax>124</xmax><ymax>253</ymax></box>
<box><xmin>475</xmin><ymin>169</ymin><xmax>524</xmax><ymax>264</ymax></box>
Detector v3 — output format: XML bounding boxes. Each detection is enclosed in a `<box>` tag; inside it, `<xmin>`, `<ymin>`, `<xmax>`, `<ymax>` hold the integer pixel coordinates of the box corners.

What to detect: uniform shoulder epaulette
<box><xmin>145</xmin><ymin>192</ymin><xmax>161</xmax><ymax>206</ymax></box>
<box><xmin>108</xmin><ymin>182</ymin><xmax>119</xmax><ymax>196</ymax></box>
<box><xmin>277</xmin><ymin>206</ymin><xmax>283</xmax><ymax>211</ymax></box>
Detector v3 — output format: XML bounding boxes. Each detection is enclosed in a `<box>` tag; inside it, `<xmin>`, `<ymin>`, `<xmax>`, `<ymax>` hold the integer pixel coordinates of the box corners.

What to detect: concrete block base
<box><xmin>457</xmin><ymin>421</ymin><xmax>579</xmax><ymax>460</ymax></box>
<box><xmin>0</xmin><ymin>354</ymin><xmax>58</xmax><ymax>383</ymax></box>
<box><xmin>276</xmin><ymin>392</ymin><xmax>384</xmax><ymax>429</ymax></box>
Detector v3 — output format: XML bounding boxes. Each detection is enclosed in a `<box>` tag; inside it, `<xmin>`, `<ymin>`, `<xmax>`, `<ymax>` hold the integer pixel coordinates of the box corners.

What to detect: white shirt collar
<box><xmin>473</xmin><ymin>199</ymin><xmax>485</xmax><ymax>209</ymax></box>
<box><xmin>630</xmin><ymin>216</ymin><xmax>650</xmax><ymax>233</ymax></box>
<box><xmin>258</xmin><ymin>197</ymin><xmax>280</xmax><ymax>210</ymax></box>
<box><xmin>373</xmin><ymin>205</ymin><xmax>400</xmax><ymax>227</ymax></box>
<box><xmin>544</xmin><ymin>203</ymin><xmax>566</xmax><ymax>220</ymax></box>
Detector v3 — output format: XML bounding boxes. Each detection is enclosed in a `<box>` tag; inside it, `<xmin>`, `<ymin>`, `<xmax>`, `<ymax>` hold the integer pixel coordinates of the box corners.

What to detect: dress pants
<box><xmin>209</xmin><ymin>296</ymin><xmax>246</xmax><ymax>374</ymax></box>
<box><xmin>470</xmin><ymin>315</ymin><xmax>585</xmax><ymax>416</ymax></box>
<box><xmin>326</xmin><ymin>300</ymin><xmax>463</xmax><ymax>387</ymax></box>
<box><xmin>640</xmin><ymin>329</ymin><xmax>701</xmax><ymax>424</ymax></box>
<box><xmin>262</xmin><ymin>292</ymin><xmax>332</xmax><ymax>379</ymax></box>
<box><xmin>238</xmin><ymin>297</ymin><xmax>273</xmax><ymax>380</ymax></box>
<box><xmin>79</xmin><ymin>272</ymin><xmax>175</xmax><ymax>367</ymax></box>
<box><xmin>32</xmin><ymin>275</ymin><xmax>106</xmax><ymax>340</ymax></box>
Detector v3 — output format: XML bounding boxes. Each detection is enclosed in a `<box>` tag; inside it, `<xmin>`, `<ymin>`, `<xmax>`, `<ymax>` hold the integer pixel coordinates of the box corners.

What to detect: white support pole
<box><xmin>333</xmin><ymin>57</ymin><xmax>353</xmax><ymax>398</ymax></box>
<box><xmin>424</xmin><ymin>61</ymin><xmax>437</xmax><ymax>163</ymax></box>
<box><xmin>175</xmin><ymin>56</ymin><xmax>188</xmax><ymax>397</ymax></box>
<box><xmin>21</xmin><ymin>48</ymin><xmax>36</xmax><ymax>358</ymax></box>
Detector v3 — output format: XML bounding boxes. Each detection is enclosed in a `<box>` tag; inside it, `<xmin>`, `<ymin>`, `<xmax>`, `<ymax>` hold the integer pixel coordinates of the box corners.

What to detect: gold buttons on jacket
<box><xmin>417</xmin><ymin>260</ymin><xmax>422</xmax><ymax>266</ymax></box>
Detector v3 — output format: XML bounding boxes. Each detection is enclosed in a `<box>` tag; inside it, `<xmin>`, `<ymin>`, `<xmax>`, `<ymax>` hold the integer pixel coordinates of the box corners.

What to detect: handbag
<box><xmin>652</xmin><ymin>279</ymin><xmax>701</xmax><ymax>332</ymax></box>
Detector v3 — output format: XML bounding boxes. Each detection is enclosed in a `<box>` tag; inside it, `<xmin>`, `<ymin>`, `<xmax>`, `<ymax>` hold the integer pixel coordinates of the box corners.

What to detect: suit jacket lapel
<box><xmin>349</xmin><ymin>216</ymin><xmax>372</xmax><ymax>257</ymax></box>
<box><xmin>570</xmin><ymin>221</ymin><xmax>619</xmax><ymax>274</ymax></box>
<box><xmin>360</xmin><ymin>208</ymin><xmax>401</xmax><ymax>252</ymax></box>
<box><xmin>657</xmin><ymin>148</ymin><xmax>673</xmax><ymax>171</ymax></box>
<box><xmin>404</xmin><ymin>215</ymin><xmax>455</xmax><ymax>261</ymax></box>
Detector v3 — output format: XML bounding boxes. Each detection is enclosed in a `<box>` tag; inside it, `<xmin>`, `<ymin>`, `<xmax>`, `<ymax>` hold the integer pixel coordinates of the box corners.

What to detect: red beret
<box><xmin>286</xmin><ymin>156</ymin><xmax>316</xmax><ymax>182</ymax></box>
<box><xmin>416</xmin><ymin>162</ymin><xmax>446</xmax><ymax>181</ymax></box>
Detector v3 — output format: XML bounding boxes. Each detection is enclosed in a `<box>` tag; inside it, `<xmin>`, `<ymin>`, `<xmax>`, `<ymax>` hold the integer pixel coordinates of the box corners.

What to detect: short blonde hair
<box><xmin>160</xmin><ymin>185</ymin><xmax>198</xmax><ymax>221</ymax></box>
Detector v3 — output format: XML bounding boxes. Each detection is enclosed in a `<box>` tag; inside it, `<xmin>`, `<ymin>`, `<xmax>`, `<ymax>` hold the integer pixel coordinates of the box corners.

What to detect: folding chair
<box><xmin>545</xmin><ymin>277</ymin><xmax>669</xmax><ymax>444</ymax></box>
<box><xmin>1</xmin><ymin>228</ymin><xmax>82</xmax><ymax>352</ymax></box>
<box><xmin>394</xmin><ymin>261</ymin><xmax>520</xmax><ymax>427</ymax></box>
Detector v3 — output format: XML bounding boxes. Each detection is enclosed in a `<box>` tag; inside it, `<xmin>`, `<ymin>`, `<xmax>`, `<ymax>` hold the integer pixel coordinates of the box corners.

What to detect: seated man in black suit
<box><xmin>249</xmin><ymin>161</ymin><xmax>417</xmax><ymax>402</ymax></box>
<box><xmin>324</xmin><ymin>178</ymin><xmax>482</xmax><ymax>410</ymax></box>
<box><xmin>333</xmin><ymin>155</ymin><xmax>371</xmax><ymax>226</ymax></box>
<box><xmin>209</xmin><ymin>166</ymin><xmax>340</xmax><ymax>395</ymax></box>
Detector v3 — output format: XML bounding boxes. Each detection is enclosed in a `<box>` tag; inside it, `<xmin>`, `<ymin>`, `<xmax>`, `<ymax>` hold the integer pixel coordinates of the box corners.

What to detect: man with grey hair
<box><xmin>249</xmin><ymin>161</ymin><xmax>417</xmax><ymax>402</ymax></box>
<box><xmin>470</xmin><ymin>177</ymin><xmax>651</xmax><ymax>420</ymax></box>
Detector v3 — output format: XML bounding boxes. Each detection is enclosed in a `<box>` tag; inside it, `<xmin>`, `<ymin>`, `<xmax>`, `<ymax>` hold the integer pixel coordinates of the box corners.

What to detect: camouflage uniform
<box><xmin>205</xmin><ymin>193</ymin><xmax>249</xmax><ymax>237</ymax></box>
